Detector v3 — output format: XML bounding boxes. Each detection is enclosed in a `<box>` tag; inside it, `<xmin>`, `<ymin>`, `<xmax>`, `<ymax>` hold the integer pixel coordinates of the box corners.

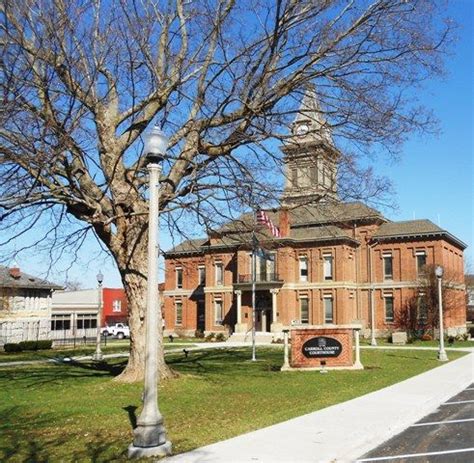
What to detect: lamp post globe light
<box><xmin>128</xmin><ymin>126</ymin><xmax>172</xmax><ymax>458</ymax></box>
<box><xmin>435</xmin><ymin>265</ymin><xmax>448</xmax><ymax>362</ymax></box>
<box><xmin>92</xmin><ymin>271</ymin><xmax>104</xmax><ymax>361</ymax></box>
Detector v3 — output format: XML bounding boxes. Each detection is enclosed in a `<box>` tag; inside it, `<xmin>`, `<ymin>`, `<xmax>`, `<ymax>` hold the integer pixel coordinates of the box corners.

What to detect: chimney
<box><xmin>279</xmin><ymin>208</ymin><xmax>290</xmax><ymax>238</ymax></box>
<box><xmin>9</xmin><ymin>267</ymin><xmax>21</xmax><ymax>279</ymax></box>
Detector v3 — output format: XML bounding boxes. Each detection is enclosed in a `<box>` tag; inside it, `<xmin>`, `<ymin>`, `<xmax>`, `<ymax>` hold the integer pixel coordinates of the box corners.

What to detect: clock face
<box><xmin>295</xmin><ymin>123</ymin><xmax>309</xmax><ymax>135</ymax></box>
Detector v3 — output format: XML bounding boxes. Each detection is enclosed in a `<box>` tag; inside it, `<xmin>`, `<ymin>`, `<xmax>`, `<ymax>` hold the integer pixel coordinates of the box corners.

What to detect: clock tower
<box><xmin>281</xmin><ymin>86</ymin><xmax>339</xmax><ymax>207</ymax></box>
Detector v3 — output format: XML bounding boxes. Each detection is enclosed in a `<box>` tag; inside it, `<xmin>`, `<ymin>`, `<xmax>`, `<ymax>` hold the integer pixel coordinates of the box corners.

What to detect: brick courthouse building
<box><xmin>163</xmin><ymin>92</ymin><xmax>467</xmax><ymax>339</ymax></box>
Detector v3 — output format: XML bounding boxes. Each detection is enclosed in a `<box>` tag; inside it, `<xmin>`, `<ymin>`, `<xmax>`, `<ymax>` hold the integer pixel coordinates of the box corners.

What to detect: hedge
<box><xmin>3</xmin><ymin>343</ymin><xmax>23</xmax><ymax>353</ymax></box>
<box><xmin>3</xmin><ymin>340</ymin><xmax>54</xmax><ymax>352</ymax></box>
<box><xmin>18</xmin><ymin>340</ymin><xmax>53</xmax><ymax>351</ymax></box>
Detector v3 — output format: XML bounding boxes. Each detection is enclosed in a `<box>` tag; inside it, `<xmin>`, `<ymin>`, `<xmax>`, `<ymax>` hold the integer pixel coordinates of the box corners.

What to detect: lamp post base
<box><xmin>438</xmin><ymin>350</ymin><xmax>449</xmax><ymax>362</ymax></box>
<box><xmin>128</xmin><ymin>441</ymin><xmax>172</xmax><ymax>459</ymax></box>
<box><xmin>92</xmin><ymin>352</ymin><xmax>103</xmax><ymax>361</ymax></box>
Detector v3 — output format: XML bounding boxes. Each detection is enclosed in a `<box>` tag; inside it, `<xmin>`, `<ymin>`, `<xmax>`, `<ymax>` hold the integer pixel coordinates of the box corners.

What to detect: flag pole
<box><xmin>251</xmin><ymin>228</ymin><xmax>257</xmax><ymax>362</ymax></box>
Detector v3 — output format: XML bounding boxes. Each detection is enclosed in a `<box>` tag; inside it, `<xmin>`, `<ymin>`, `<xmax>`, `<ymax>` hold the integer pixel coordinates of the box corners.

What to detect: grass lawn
<box><xmin>365</xmin><ymin>338</ymin><xmax>474</xmax><ymax>349</ymax></box>
<box><xmin>0</xmin><ymin>347</ymin><xmax>467</xmax><ymax>462</ymax></box>
<box><xmin>0</xmin><ymin>342</ymin><xmax>131</xmax><ymax>363</ymax></box>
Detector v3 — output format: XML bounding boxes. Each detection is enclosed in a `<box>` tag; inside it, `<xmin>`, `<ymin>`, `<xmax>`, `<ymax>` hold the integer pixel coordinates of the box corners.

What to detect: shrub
<box><xmin>215</xmin><ymin>333</ymin><xmax>226</xmax><ymax>342</ymax></box>
<box><xmin>36</xmin><ymin>340</ymin><xmax>53</xmax><ymax>350</ymax></box>
<box><xmin>420</xmin><ymin>334</ymin><xmax>432</xmax><ymax>341</ymax></box>
<box><xmin>194</xmin><ymin>330</ymin><xmax>205</xmax><ymax>339</ymax></box>
<box><xmin>18</xmin><ymin>341</ymin><xmax>39</xmax><ymax>351</ymax></box>
<box><xmin>4</xmin><ymin>343</ymin><xmax>22</xmax><ymax>353</ymax></box>
<box><xmin>204</xmin><ymin>332</ymin><xmax>215</xmax><ymax>342</ymax></box>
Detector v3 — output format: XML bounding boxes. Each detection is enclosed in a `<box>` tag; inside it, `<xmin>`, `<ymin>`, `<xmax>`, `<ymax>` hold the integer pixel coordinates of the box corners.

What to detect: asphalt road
<box><xmin>357</xmin><ymin>384</ymin><xmax>474</xmax><ymax>462</ymax></box>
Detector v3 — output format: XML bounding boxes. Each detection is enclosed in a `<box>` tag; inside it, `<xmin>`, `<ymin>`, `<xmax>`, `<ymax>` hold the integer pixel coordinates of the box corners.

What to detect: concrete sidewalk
<box><xmin>163</xmin><ymin>352</ymin><xmax>474</xmax><ymax>463</ymax></box>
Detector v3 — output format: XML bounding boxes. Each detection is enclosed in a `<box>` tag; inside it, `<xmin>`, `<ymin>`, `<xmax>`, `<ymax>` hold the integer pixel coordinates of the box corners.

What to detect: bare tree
<box><xmin>395</xmin><ymin>264</ymin><xmax>466</xmax><ymax>340</ymax></box>
<box><xmin>1</xmin><ymin>0</ymin><xmax>453</xmax><ymax>381</ymax></box>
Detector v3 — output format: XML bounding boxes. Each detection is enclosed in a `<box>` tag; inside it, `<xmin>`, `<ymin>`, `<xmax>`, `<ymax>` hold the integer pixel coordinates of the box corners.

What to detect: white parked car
<box><xmin>101</xmin><ymin>323</ymin><xmax>130</xmax><ymax>339</ymax></box>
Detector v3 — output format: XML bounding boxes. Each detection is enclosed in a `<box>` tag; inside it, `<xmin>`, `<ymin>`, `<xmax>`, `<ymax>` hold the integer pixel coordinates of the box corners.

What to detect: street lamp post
<box><xmin>128</xmin><ymin>126</ymin><xmax>172</xmax><ymax>459</ymax></box>
<box><xmin>92</xmin><ymin>271</ymin><xmax>104</xmax><ymax>361</ymax></box>
<box><xmin>435</xmin><ymin>265</ymin><xmax>448</xmax><ymax>362</ymax></box>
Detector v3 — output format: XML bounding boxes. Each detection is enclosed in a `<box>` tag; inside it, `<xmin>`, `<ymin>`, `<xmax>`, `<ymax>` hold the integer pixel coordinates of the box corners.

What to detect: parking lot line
<box><xmin>356</xmin><ymin>447</ymin><xmax>474</xmax><ymax>462</ymax></box>
<box><xmin>442</xmin><ymin>400</ymin><xmax>474</xmax><ymax>405</ymax></box>
<box><xmin>411</xmin><ymin>417</ymin><xmax>474</xmax><ymax>427</ymax></box>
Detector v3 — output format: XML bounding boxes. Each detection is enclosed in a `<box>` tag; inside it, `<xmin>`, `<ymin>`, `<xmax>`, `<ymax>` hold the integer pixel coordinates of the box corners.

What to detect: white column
<box><xmin>281</xmin><ymin>329</ymin><xmax>290</xmax><ymax>370</ymax></box>
<box><xmin>354</xmin><ymin>329</ymin><xmax>363</xmax><ymax>369</ymax></box>
<box><xmin>271</xmin><ymin>288</ymin><xmax>278</xmax><ymax>322</ymax></box>
<box><xmin>261</xmin><ymin>310</ymin><xmax>267</xmax><ymax>333</ymax></box>
<box><xmin>235</xmin><ymin>290</ymin><xmax>242</xmax><ymax>324</ymax></box>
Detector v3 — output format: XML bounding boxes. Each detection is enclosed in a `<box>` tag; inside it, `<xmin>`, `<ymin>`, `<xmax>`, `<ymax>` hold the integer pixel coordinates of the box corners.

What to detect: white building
<box><xmin>51</xmin><ymin>289</ymin><xmax>101</xmax><ymax>341</ymax></box>
<box><xmin>0</xmin><ymin>265</ymin><xmax>62</xmax><ymax>344</ymax></box>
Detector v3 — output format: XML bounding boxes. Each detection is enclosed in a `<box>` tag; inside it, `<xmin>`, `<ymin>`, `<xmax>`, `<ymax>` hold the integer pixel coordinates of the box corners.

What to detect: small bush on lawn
<box><xmin>3</xmin><ymin>343</ymin><xmax>22</xmax><ymax>353</ymax></box>
<box><xmin>194</xmin><ymin>330</ymin><xmax>205</xmax><ymax>339</ymax></box>
<box><xmin>215</xmin><ymin>333</ymin><xmax>226</xmax><ymax>342</ymax></box>
<box><xmin>204</xmin><ymin>333</ymin><xmax>215</xmax><ymax>342</ymax></box>
<box><xmin>420</xmin><ymin>334</ymin><xmax>432</xmax><ymax>341</ymax></box>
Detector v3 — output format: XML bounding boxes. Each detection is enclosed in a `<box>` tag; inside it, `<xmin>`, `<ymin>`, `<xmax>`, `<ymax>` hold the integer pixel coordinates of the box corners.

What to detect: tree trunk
<box><xmin>111</xmin><ymin>225</ymin><xmax>175</xmax><ymax>383</ymax></box>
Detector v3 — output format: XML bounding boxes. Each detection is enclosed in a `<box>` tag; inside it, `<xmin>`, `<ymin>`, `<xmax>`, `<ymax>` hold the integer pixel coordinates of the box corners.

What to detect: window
<box><xmin>176</xmin><ymin>267</ymin><xmax>183</xmax><ymax>289</ymax></box>
<box><xmin>384</xmin><ymin>296</ymin><xmax>394</xmax><ymax>322</ymax></box>
<box><xmin>51</xmin><ymin>314</ymin><xmax>71</xmax><ymax>331</ymax></box>
<box><xmin>112</xmin><ymin>300</ymin><xmax>122</xmax><ymax>312</ymax></box>
<box><xmin>300</xmin><ymin>297</ymin><xmax>309</xmax><ymax>324</ymax></box>
<box><xmin>416</xmin><ymin>251</ymin><xmax>427</xmax><ymax>277</ymax></box>
<box><xmin>198</xmin><ymin>266</ymin><xmax>206</xmax><ymax>286</ymax></box>
<box><xmin>324</xmin><ymin>296</ymin><xmax>334</xmax><ymax>323</ymax></box>
<box><xmin>214</xmin><ymin>300</ymin><xmax>223</xmax><ymax>324</ymax></box>
<box><xmin>175</xmin><ymin>301</ymin><xmax>183</xmax><ymax>325</ymax></box>
<box><xmin>323</xmin><ymin>254</ymin><xmax>333</xmax><ymax>280</ymax></box>
<box><xmin>418</xmin><ymin>293</ymin><xmax>428</xmax><ymax>320</ymax></box>
<box><xmin>215</xmin><ymin>262</ymin><xmax>224</xmax><ymax>285</ymax></box>
<box><xmin>310</xmin><ymin>165</ymin><xmax>318</xmax><ymax>184</ymax></box>
<box><xmin>77</xmin><ymin>313</ymin><xmax>97</xmax><ymax>329</ymax></box>
<box><xmin>299</xmin><ymin>256</ymin><xmax>308</xmax><ymax>282</ymax></box>
<box><xmin>383</xmin><ymin>253</ymin><xmax>393</xmax><ymax>280</ymax></box>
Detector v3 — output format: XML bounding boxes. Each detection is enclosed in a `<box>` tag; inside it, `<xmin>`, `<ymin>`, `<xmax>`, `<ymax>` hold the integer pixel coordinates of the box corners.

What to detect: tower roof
<box><xmin>292</xmin><ymin>85</ymin><xmax>333</xmax><ymax>145</ymax></box>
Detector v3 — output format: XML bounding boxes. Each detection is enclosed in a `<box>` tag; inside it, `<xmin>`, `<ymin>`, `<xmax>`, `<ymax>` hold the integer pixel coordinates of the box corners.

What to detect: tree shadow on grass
<box><xmin>0</xmin><ymin>358</ymin><xmax>129</xmax><ymax>389</ymax></box>
<box><xmin>167</xmin><ymin>347</ymin><xmax>283</xmax><ymax>379</ymax></box>
<box><xmin>0</xmin><ymin>406</ymin><xmax>129</xmax><ymax>462</ymax></box>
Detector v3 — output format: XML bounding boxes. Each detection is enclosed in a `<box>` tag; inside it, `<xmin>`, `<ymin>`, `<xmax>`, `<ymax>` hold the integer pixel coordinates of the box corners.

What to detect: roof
<box><xmin>289</xmin><ymin>201</ymin><xmax>385</xmax><ymax>227</ymax></box>
<box><xmin>165</xmin><ymin>238</ymin><xmax>208</xmax><ymax>255</ymax></box>
<box><xmin>373</xmin><ymin>220</ymin><xmax>467</xmax><ymax>249</ymax></box>
<box><xmin>0</xmin><ymin>266</ymin><xmax>62</xmax><ymax>290</ymax></box>
<box><xmin>217</xmin><ymin>201</ymin><xmax>384</xmax><ymax>234</ymax></box>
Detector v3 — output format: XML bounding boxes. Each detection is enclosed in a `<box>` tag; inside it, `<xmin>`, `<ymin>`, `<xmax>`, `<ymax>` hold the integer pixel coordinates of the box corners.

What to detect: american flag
<box><xmin>256</xmin><ymin>209</ymin><xmax>281</xmax><ymax>238</ymax></box>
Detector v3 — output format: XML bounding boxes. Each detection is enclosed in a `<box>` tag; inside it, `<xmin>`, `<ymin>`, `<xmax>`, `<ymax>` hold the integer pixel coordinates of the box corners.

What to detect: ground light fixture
<box><xmin>435</xmin><ymin>265</ymin><xmax>448</xmax><ymax>362</ymax></box>
<box><xmin>92</xmin><ymin>271</ymin><xmax>104</xmax><ymax>361</ymax></box>
<box><xmin>128</xmin><ymin>125</ymin><xmax>172</xmax><ymax>458</ymax></box>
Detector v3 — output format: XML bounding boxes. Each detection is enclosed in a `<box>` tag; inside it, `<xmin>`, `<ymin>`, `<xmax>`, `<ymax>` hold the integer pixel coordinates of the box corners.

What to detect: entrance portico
<box><xmin>233</xmin><ymin>282</ymin><xmax>282</xmax><ymax>334</ymax></box>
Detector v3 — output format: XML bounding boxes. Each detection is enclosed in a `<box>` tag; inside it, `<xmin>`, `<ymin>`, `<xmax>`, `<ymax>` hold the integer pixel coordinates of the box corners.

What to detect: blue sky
<box><xmin>11</xmin><ymin>1</ymin><xmax>474</xmax><ymax>288</ymax></box>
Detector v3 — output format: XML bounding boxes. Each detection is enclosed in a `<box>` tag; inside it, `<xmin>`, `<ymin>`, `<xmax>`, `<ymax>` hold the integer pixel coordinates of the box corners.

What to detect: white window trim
<box><xmin>214</xmin><ymin>299</ymin><xmax>223</xmax><ymax>324</ymax></box>
<box><xmin>198</xmin><ymin>265</ymin><xmax>206</xmax><ymax>285</ymax></box>
<box><xmin>176</xmin><ymin>267</ymin><xmax>183</xmax><ymax>289</ymax></box>
<box><xmin>323</xmin><ymin>254</ymin><xmax>333</xmax><ymax>280</ymax></box>
<box><xmin>323</xmin><ymin>294</ymin><xmax>334</xmax><ymax>324</ymax></box>
<box><xmin>383</xmin><ymin>254</ymin><xmax>393</xmax><ymax>280</ymax></box>
<box><xmin>384</xmin><ymin>294</ymin><xmax>394</xmax><ymax>322</ymax></box>
<box><xmin>175</xmin><ymin>300</ymin><xmax>183</xmax><ymax>325</ymax></box>
<box><xmin>299</xmin><ymin>296</ymin><xmax>309</xmax><ymax>324</ymax></box>
<box><xmin>299</xmin><ymin>256</ymin><xmax>308</xmax><ymax>282</ymax></box>
<box><xmin>215</xmin><ymin>262</ymin><xmax>224</xmax><ymax>286</ymax></box>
